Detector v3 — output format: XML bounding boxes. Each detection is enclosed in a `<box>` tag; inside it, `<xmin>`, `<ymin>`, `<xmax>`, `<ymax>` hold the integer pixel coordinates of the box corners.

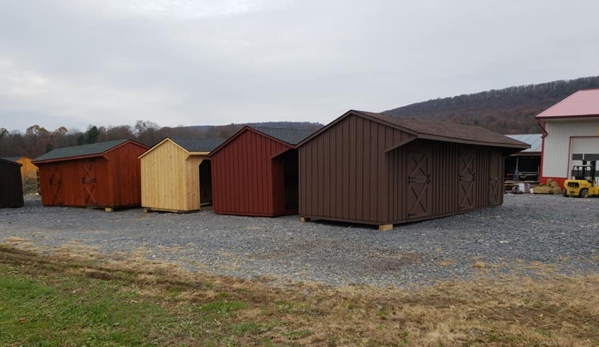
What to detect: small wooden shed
<box><xmin>3</xmin><ymin>156</ymin><xmax>38</xmax><ymax>180</ymax></box>
<box><xmin>297</xmin><ymin>110</ymin><xmax>529</xmax><ymax>230</ymax></box>
<box><xmin>33</xmin><ymin>139</ymin><xmax>149</xmax><ymax>211</ymax></box>
<box><xmin>139</xmin><ymin>137</ymin><xmax>224</xmax><ymax>213</ymax></box>
<box><xmin>0</xmin><ymin>158</ymin><xmax>24</xmax><ymax>208</ymax></box>
<box><xmin>209</xmin><ymin>126</ymin><xmax>314</xmax><ymax>217</ymax></box>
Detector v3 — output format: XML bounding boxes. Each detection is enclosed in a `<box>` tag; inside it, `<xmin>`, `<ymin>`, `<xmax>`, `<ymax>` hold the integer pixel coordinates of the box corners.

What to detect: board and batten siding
<box><xmin>299</xmin><ymin>114</ymin><xmax>415</xmax><ymax>224</ymax></box>
<box><xmin>211</xmin><ymin>129</ymin><xmax>291</xmax><ymax>216</ymax></box>
<box><xmin>141</xmin><ymin>140</ymin><xmax>189</xmax><ymax>211</ymax></box>
<box><xmin>542</xmin><ymin>119</ymin><xmax>599</xmax><ymax>178</ymax></box>
<box><xmin>299</xmin><ymin>113</ymin><xmax>506</xmax><ymax>226</ymax></box>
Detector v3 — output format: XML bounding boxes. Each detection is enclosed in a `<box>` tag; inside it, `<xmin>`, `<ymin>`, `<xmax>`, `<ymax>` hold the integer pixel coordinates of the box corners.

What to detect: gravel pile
<box><xmin>1</xmin><ymin>194</ymin><xmax>598</xmax><ymax>288</ymax></box>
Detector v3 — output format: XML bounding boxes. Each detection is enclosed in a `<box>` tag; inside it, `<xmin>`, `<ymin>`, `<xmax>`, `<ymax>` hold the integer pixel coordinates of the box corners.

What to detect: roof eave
<box><xmin>417</xmin><ymin>134</ymin><xmax>530</xmax><ymax>150</ymax></box>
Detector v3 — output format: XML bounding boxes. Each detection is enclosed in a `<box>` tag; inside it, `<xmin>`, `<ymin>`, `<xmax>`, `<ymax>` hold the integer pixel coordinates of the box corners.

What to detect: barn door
<box><xmin>407</xmin><ymin>150</ymin><xmax>432</xmax><ymax>219</ymax></box>
<box><xmin>48</xmin><ymin>164</ymin><xmax>63</xmax><ymax>205</ymax></box>
<box><xmin>488</xmin><ymin>152</ymin><xmax>503</xmax><ymax>206</ymax></box>
<box><xmin>82</xmin><ymin>159</ymin><xmax>97</xmax><ymax>206</ymax></box>
<box><xmin>459</xmin><ymin>150</ymin><xmax>476</xmax><ymax>210</ymax></box>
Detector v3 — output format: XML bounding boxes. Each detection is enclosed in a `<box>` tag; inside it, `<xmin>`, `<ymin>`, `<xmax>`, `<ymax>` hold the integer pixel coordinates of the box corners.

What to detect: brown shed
<box><xmin>139</xmin><ymin>137</ymin><xmax>224</xmax><ymax>213</ymax></box>
<box><xmin>209</xmin><ymin>126</ymin><xmax>314</xmax><ymax>217</ymax></box>
<box><xmin>33</xmin><ymin>140</ymin><xmax>149</xmax><ymax>211</ymax></box>
<box><xmin>0</xmin><ymin>158</ymin><xmax>24</xmax><ymax>208</ymax></box>
<box><xmin>298</xmin><ymin>110</ymin><xmax>529</xmax><ymax>230</ymax></box>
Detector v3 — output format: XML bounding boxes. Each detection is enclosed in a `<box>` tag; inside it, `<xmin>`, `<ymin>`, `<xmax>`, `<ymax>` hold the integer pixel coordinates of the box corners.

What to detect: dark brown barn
<box><xmin>209</xmin><ymin>126</ymin><xmax>314</xmax><ymax>217</ymax></box>
<box><xmin>0</xmin><ymin>158</ymin><xmax>24</xmax><ymax>208</ymax></box>
<box><xmin>298</xmin><ymin>110</ymin><xmax>529</xmax><ymax>230</ymax></box>
<box><xmin>33</xmin><ymin>140</ymin><xmax>149</xmax><ymax>211</ymax></box>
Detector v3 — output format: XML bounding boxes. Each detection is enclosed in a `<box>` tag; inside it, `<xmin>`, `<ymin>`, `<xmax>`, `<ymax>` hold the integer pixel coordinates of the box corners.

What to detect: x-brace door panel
<box><xmin>459</xmin><ymin>151</ymin><xmax>476</xmax><ymax>211</ymax></box>
<box><xmin>406</xmin><ymin>150</ymin><xmax>432</xmax><ymax>219</ymax></box>
<box><xmin>488</xmin><ymin>152</ymin><xmax>502</xmax><ymax>206</ymax></box>
<box><xmin>82</xmin><ymin>160</ymin><xmax>97</xmax><ymax>206</ymax></box>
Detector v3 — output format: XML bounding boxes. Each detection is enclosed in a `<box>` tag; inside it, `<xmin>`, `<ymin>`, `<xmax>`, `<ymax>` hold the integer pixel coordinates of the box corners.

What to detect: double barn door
<box><xmin>44</xmin><ymin>159</ymin><xmax>99</xmax><ymax>206</ymax></box>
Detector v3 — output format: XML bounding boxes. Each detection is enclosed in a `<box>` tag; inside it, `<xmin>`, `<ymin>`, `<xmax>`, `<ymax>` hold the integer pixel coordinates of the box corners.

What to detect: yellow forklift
<box><xmin>562</xmin><ymin>154</ymin><xmax>599</xmax><ymax>198</ymax></box>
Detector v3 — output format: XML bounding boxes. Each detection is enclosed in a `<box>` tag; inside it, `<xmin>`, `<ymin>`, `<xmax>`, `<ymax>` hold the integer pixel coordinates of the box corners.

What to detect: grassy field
<box><xmin>1</xmin><ymin>245</ymin><xmax>598</xmax><ymax>347</ymax></box>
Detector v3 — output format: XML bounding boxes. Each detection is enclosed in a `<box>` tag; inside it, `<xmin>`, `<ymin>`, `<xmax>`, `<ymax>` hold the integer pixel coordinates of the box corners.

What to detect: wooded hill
<box><xmin>383</xmin><ymin>76</ymin><xmax>599</xmax><ymax>134</ymax></box>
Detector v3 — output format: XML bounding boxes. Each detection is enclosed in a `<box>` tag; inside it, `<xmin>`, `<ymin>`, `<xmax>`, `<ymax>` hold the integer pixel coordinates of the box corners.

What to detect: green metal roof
<box><xmin>170</xmin><ymin>137</ymin><xmax>225</xmax><ymax>152</ymax></box>
<box><xmin>33</xmin><ymin>140</ymin><xmax>129</xmax><ymax>162</ymax></box>
<box><xmin>250</xmin><ymin>126</ymin><xmax>315</xmax><ymax>145</ymax></box>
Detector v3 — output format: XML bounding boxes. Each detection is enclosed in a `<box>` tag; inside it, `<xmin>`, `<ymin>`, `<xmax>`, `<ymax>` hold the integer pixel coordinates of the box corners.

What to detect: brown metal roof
<box><xmin>298</xmin><ymin>110</ymin><xmax>530</xmax><ymax>149</ymax></box>
<box><xmin>536</xmin><ymin>89</ymin><xmax>599</xmax><ymax>119</ymax></box>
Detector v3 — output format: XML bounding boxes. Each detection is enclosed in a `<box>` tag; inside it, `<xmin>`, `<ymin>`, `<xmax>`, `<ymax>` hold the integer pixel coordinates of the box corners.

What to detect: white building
<box><xmin>536</xmin><ymin>89</ymin><xmax>599</xmax><ymax>187</ymax></box>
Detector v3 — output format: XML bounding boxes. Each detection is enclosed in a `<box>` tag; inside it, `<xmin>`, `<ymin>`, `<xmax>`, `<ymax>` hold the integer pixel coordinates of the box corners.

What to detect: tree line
<box><xmin>0</xmin><ymin>120</ymin><xmax>322</xmax><ymax>159</ymax></box>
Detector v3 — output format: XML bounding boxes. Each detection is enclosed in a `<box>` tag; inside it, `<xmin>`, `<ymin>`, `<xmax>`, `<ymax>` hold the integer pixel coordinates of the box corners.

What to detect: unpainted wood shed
<box><xmin>33</xmin><ymin>140</ymin><xmax>149</xmax><ymax>210</ymax></box>
<box><xmin>139</xmin><ymin>137</ymin><xmax>224</xmax><ymax>213</ymax></box>
<box><xmin>0</xmin><ymin>158</ymin><xmax>24</xmax><ymax>208</ymax></box>
<box><xmin>298</xmin><ymin>110</ymin><xmax>529</xmax><ymax>230</ymax></box>
<box><xmin>209</xmin><ymin>126</ymin><xmax>314</xmax><ymax>217</ymax></box>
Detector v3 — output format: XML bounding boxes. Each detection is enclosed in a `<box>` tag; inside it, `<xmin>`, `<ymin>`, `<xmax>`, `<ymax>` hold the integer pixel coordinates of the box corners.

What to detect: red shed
<box><xmin>209</xmin><ymin>126</ymin><xmax>314</xmax><ymax>217</ymax></box>
<box><xmin>298</xmin><ymin>110</ymin><xmax>529</xmax><ymax>230</ymax></box>
<box><xmin>33</xmin><ymin>140</ymin><xmax>149</xmax><ymax>211</ymax></box>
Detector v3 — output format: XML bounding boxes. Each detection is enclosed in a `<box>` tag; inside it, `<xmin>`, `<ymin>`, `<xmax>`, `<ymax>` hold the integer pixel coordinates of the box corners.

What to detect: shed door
<box><xmin>82</xmin><ymin>159</ymin><xmax>97</xmax><ymax>206</ymax></box>
<box><xmin>48</xmin><ymin>164</ymin><xmax>63</xmax><ymax>205</ymax></box>
<box><xmin>488</xmin><ymin>152</ymin><xmax>503</xmax><ymax>206</ymax></box>
<box><xmin>407</xmin><ymin>150</ymin><xmax>432</xmax><ymax>219</ymax></box>
<box><xmin>459</xmin><ymin>150</ymin><xmax>476</xmax><ymax>211</ymax></box>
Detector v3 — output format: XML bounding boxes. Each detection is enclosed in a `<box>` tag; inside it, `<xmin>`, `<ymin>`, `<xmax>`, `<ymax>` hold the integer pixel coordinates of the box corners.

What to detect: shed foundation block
<box><xmin>104</xmin><ymin>207</ymin><xmax>114</xmax><ymax>212</ymax></box>
<box><xmin>300</xmin><ymin>217</ymin><xmax>311</xmax><ymax>223</ymax></box>
<box><xmin>378</xmin><ymin>224</ymin><xmax>393</xmax><ymax>231</ymax></box>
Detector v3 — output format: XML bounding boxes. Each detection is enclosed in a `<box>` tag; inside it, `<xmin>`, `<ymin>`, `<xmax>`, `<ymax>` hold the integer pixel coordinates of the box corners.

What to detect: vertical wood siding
<box><xmin>299</xmin><ymin>115</ymin><xmax>413</xmax><ymax>224</ymax></box>
<box><xmin>37</xmin><ymin>142</ymin><xmax>146</xmax><ymax>208</ymax></box>
<box><xmin>299</xmin><ymin>115</ymin><xmax>509</xmax><ymax>226</ymax></box>
<box><xmin>140</xmin><ymin>140</ymin><xmax>209</xmax><ymax>212</ymax></box>
<box><xmin>211</xmin><ymin>129</ymin><xmax>293</xmax><ymax>216</ymax></box>
<box><xmin>0</xmin><ymin>161</ymin><xmax>24</xmax><ymax>208</ymax></box>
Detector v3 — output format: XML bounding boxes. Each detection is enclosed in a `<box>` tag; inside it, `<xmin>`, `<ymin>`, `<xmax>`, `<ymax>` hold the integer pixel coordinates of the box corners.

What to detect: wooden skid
<box><xmin>142</xmin><ymin>207</ymin><xmax>199</xmax><ymax>214</ymax></box>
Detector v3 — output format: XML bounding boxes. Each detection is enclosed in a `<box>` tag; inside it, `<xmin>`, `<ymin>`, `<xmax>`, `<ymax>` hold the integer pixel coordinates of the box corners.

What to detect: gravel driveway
<box><xmin>1</xmin><ymin>194</ymin><xmax>598</xmax><ymax>287</ymax></box>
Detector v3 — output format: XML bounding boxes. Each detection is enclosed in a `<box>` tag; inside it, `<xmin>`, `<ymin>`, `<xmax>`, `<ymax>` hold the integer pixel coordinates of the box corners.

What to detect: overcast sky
<box><xmin>1</xmin><ymin>0</ymin><xmax>598</xmax><ymax>133</ymax></box>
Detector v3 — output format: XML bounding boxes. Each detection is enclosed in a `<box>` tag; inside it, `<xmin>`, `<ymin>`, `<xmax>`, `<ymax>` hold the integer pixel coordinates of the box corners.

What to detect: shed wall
<box><xmin>105</xmin><ymin>143</ymin><xmax>146</xmax><ymax>207</ymax></box>
<box><xmin>0</xmin><ymin>161</ymin><xmax>24</xmax><ymax>208</ymax></box>
<box><xmin>299</xmin><ymin>114</ymin><xmax>415</xmax><ymax>223</ymax></box>
<box><xmin>37</xmin><ymin>142</ymin><xmax>146</xmax><ymax>208</ymax></box>
<box><xmin>211</xmin><ymin>130</ymin><xmax>292</xmax><ymax>216</ymax></box>
<box><xmin>141</xmin><ymin>141</ymin><xmax>189</xmax><ymax>211</ymax></box>
<box><xmin>299</xmin><ymin>118</ymin><xmax>506</xmax><ymax>226</ymax></box>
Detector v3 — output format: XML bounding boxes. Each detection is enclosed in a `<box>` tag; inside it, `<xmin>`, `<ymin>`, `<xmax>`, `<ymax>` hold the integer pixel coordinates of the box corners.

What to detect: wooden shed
<box><xmin>33</xmin><ymin>140</ymin><xmax>149</xmax><ymax>211</ymax></box>
<box><xmin>0</xmin><ymin>158</ymin><xmax>24</xmax><ymax>208</ymax></box>
<box><xmin>209</xmin><ymin>126</ymin><xmax>314</xmax><ymax>217</ymax></box>
<box><xmin>139</xmin><ymin>137</ymin><xmax>224</xmax><ymax>213</ymax></box>
<box><xmin>297</xmin><ymin>110</ymin><xmax>529</xmax><ymax>230</ymax></box>
<box><xmin>3</xmin><ymin>156</ymin><xmax>38</xmax><ymax>180</ymax></box>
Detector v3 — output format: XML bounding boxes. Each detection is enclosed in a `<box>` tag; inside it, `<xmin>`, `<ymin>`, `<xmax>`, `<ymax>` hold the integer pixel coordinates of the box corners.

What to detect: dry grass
<box><xmin>1</xmin><ymin>240</ymin><xmax>599</xmax><ymax>346</ymax></box>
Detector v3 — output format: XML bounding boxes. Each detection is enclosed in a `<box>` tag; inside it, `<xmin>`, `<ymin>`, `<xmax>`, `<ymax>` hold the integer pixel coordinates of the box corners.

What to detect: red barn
<box><xmin>209</xmin><ymin>126</ymin><xmax>314</xmax><ymax>217</ymax></box>
<box><xmin>33</xmin><ymin>140</ymin><xmax>149</xmax><ymax>211</ymax></box>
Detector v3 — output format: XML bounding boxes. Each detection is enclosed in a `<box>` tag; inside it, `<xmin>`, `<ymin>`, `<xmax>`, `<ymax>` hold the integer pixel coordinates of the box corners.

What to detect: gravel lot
<box><xmin>1</xmin><ymin>194</ymin><xmax>598</xmax><ymax>288</ymax></box>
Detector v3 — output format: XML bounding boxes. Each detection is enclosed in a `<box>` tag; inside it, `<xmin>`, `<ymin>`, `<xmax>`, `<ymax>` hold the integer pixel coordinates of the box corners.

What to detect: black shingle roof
<box><xmin>2</xmin><ymin>157</ymin><xmax>21</xmax><ymax>162</ymax></box>
<box><xmin>250</xmin><ymin>126</ymin><xmax>315</xmax><ymax>145</ymax></box>
<box><xmin>33</xmin><ymin>140</ymin><xmax>129</xmax><ymax>162</ymax></box>
<box><xmin>169</xmin><ymin>137</ymin><xmax>225</xmax><ymax>152</ymax></box>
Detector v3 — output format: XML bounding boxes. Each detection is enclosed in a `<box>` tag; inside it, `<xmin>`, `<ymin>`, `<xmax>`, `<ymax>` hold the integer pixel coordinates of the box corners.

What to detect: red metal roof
<box><xmin>536</xmin><ymin>89</ymin><xmax>599</xmax><ymax>119</ymax></box>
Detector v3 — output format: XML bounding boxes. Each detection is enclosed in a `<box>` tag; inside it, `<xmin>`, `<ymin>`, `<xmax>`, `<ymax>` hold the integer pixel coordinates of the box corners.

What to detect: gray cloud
<box><xmin>1</xmin><ymin>0</ymin><xmax>598</xmax><ymax>132</ymax></box>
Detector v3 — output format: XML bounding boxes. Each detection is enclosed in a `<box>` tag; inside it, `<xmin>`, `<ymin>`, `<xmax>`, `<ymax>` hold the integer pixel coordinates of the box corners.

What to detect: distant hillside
<box><xmin>383</xmin><ymin>76</ymin><xmax>599</xmax><ymax>134</ymax></box>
